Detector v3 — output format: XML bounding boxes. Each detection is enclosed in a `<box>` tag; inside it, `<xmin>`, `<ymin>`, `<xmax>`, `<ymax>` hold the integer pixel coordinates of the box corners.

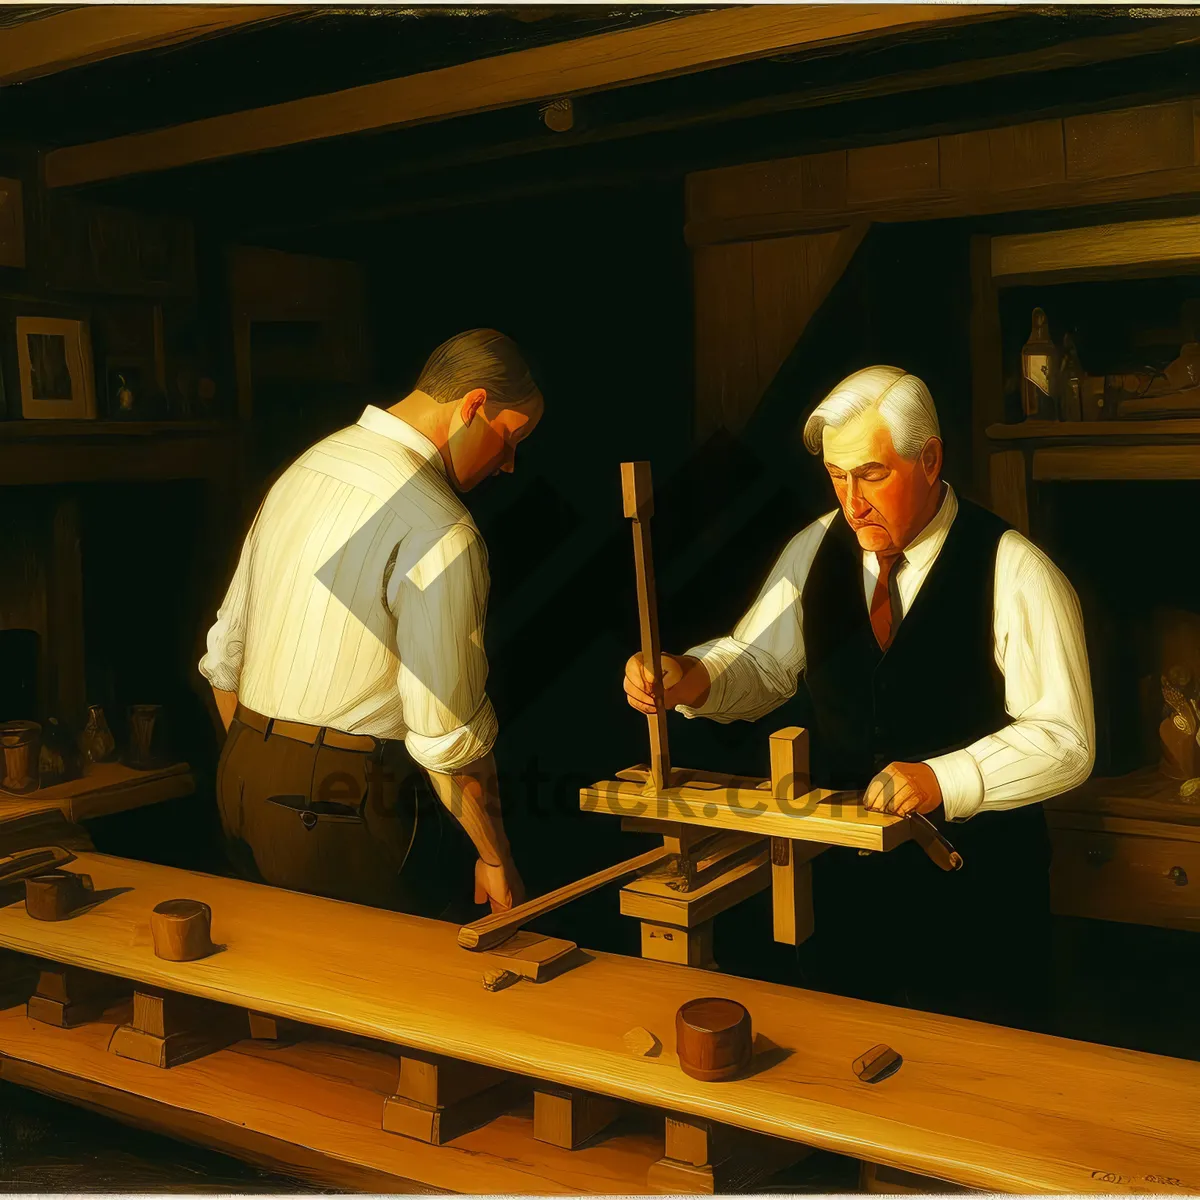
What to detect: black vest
<box><xmin>801</xmin><ymin>497</ymin><xmax>1009</xmax><ymax>792</ymax></box>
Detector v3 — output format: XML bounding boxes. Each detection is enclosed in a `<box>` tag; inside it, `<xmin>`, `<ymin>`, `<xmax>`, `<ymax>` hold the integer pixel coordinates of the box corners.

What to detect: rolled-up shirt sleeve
<box><xmin>928</xmin><ymin>531</ymin><xmax>1095</xmax><ymax>821</ymax></box>
<box><xmin>388</xmin><ymin>521</ymin><xmax>496</xmax><ymax>774</ymax></box>
<box><xmin>198</xmin><ymin>510</ymin><xmax>260</xmax><ymax>693</ymax></box>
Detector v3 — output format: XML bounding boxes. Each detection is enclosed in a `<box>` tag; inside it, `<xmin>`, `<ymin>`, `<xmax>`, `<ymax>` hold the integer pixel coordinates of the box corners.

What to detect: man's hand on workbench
<box><xmin>474</xmin><ymin>857</ymin><xmax>525</xmax><ymax>913</ymax></box>
<box><xmin>623</xmin><ymin>652</ymin><xmax>710</xmax><ymax>713</ymax></box>
<box><xmin>864</xmin><ymin>761</ymin><xmax>942</xmax><ymax>817</ymax></box>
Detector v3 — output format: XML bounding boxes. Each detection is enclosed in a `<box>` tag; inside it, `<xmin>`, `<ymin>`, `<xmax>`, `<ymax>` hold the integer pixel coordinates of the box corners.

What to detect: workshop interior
<box><xmin>0</xmin><ymin>2</ymin><xmax>1199</xmax><ymax>1194</ymax></box>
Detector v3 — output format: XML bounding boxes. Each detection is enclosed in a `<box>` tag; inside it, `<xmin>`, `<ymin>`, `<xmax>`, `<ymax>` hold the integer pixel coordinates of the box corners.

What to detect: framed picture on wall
<box><xmin>15</xmin><ymin>316</ymin><xmax>96</xmax><ymax>420</ymax></box>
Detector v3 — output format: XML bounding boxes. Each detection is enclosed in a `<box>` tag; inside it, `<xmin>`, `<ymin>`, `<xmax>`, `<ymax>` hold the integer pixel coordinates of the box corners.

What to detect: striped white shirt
<box><xmin>199</xmin><ymin>405</ymin><xmax>496</xmax><ymax>774</ymax></box>
<box><xmin>679</xmin><ymin>486</ymin><xmax>1095</xmax><ymax>821</ymax></box>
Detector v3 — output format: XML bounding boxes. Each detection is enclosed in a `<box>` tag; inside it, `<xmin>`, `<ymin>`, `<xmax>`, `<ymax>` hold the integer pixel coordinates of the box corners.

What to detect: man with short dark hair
<box><xmin>200</xmin><ymin>329</ymin><xmax>541</xmax><ymax>914</ymax></box>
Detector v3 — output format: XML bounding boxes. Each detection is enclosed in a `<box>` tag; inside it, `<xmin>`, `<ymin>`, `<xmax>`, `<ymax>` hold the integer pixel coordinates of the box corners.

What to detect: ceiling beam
<box><xmin>0</xmin><ymin>5</ymin><xmax>300</xmax><ymax>88</ymax></box>
<box><xmin>43</xmin><ymin>4</ymin><xmax>1010</xmax><ymax>190</ymax></box>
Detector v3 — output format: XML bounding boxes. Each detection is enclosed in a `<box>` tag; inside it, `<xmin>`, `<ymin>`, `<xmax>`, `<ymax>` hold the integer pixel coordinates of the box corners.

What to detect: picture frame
<box><xmin>15</xmin><ymin>315</ymin><xmax>96</xmax><ymax>420</ymax></box>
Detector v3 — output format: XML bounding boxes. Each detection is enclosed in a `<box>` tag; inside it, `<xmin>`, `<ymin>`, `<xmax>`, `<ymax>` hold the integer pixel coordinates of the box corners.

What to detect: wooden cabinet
<box><xmin>1047</xmin><ymin>774</ymin><xmax>1200</xmax><ymax>932</ymax></box>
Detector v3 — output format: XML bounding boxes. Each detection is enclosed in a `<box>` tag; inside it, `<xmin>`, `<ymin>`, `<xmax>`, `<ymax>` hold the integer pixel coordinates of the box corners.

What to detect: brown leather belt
<box><xmin>234</xmin><ymin>705</ymin><xmax>379</xmax><ymax>753</ymax></box>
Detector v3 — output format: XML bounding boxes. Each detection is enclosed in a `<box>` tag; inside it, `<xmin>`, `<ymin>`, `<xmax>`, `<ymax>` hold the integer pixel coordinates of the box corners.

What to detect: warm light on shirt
<box><xmin>679</xmin><ymin>486</ymin><xmax>1095</xmax><ymax>821</ymax></box>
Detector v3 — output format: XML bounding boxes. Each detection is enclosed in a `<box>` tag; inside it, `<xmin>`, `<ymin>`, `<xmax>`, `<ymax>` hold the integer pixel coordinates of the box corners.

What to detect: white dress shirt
<box><xmin>679</xmin><ymin>486</ymin><xmax>1095</xmax><ymax>821</ymax></box>
<box><xmin>199</xmin><ymin>406</ymin><xmax>496</xmax><ymax>775</ymax></box>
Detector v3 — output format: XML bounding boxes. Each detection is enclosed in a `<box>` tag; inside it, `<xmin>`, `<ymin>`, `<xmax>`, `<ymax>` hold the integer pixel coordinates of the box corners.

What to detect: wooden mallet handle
<box><xmin>621</xmin><ymin>461</ymin><xmax>672</xmax><ymax>792</ymax></box>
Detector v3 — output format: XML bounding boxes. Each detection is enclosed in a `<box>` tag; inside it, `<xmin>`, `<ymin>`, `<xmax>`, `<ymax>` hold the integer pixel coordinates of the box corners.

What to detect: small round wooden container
<box><xmin>675</xmin><ymin>997</ymin><xmax>752</xmax><ymax>1082</ymax></box>
<box><xmin>151</xmin><ymin>898</ymin><xmax>216</xmax><ymax>962</ymax></box>
<box><xmin>25</xmin><ymin>870</ymin><xmax>94</xmax><ymax>921</ymax></box>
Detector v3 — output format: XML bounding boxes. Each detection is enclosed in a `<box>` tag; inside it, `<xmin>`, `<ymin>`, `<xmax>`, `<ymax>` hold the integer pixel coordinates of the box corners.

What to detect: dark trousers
<box><xmin>216</xmin><ymin>714</ymin><xmax>467</xmax><ymax>916</ymax></box>
<box><xmin>797</xmin><ymin>804</ymin><xmax>1052</xmax><ymax>1029</ymax></box>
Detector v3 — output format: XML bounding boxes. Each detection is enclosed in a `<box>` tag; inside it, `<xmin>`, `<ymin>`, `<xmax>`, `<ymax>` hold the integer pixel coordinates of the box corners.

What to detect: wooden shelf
<box><xmin>0</xmin><ymin>420</ymin><xmax>236</xmax><ymax>439</ymax></box>
<box><xmin>989</xmin><ymin>420</ymin><xmax>1200</xmax><ymax>441</ymax></box>
<box><xmin>0</xmin><ymin>423</ymin><xmax>238</xmax><ymax>485</ymax></box>
<box><xmin>0</xmin><ymin>762</ymin><xmax>194</xmax><ymax>823</ymax></box>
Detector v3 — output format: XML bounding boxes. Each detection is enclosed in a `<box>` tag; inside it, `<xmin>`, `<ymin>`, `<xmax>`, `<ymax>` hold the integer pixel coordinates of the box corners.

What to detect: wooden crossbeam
<box><xmin>0</xmin><ymin>6</ymin><xmax>298</xmax><ymax>87</ymax></box>
<box><xmin>43</xmin><ymin>5</ymin><xmax>1008</xmax><ymax>188</ymax></box>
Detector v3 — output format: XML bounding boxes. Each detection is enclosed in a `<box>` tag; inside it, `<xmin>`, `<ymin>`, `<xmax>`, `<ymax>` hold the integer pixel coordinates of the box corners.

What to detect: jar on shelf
<box><xmin>78</xmin><ymin>704</ymin><xmax>116</xmax><ymax>765</ymax></box>
<box><xmin>1021</xmin><ymin>308</ymin><xmax>1059</xmax><ymax>420</ymax></box>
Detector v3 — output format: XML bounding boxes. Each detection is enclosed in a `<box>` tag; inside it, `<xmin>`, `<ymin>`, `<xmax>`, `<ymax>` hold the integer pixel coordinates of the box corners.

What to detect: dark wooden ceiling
<box><xmin>8</xmin><ymin>6</ymin><xmax>1200</xmax><ymax>249</ymax></box>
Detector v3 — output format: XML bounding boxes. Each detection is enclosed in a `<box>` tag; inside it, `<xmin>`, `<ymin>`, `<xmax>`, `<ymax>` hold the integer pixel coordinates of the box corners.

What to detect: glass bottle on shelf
<box><xmin>1021</xmin><ymin>308</ymin><xmax>1059</xmax><ymax>421</ymax></box>
<box><xmin>1058</xmin><ymin>333</ymin><xmax>1084</xmax><ymax>422</ymax></box>
<box><xmin>78</xmin><ymin>704</ymin><xmax>116</xmax><ymax>765</ymax></box>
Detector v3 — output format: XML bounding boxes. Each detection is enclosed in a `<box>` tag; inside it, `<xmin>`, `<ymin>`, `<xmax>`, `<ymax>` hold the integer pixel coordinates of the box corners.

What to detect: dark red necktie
<box><xmin>870</xmin><ymin>551</ymin><xmax>905</xmax><ymax>651</ymax></box>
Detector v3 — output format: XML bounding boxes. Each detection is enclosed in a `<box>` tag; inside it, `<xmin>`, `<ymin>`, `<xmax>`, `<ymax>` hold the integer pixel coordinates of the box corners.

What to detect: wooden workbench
<box><xmin>0</xmin><ymin>853</ymin><xmax>1195</xmax><ymax>1194</ymax></box>
<box><xmin>0</xmin><ymin>762</ymin><xmax>194</xmax><ymax>824</ymax></box>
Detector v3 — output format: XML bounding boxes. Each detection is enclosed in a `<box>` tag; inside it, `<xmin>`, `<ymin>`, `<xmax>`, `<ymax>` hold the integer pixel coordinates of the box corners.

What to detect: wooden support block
<box><xmin>649</xmin><ymin>1114</ymin><xmax>811</xmax><ymax>1194</ymax></box>
<box><xmin>27</xmin><ymin>964</ymin><xmax>127</xmax><ymax>1028</ymax></box>
<box><xmin>108</xmin><ymin>987</ymin><xmax>248</xmax><ymax>1068</ymax></box>
<box><xmin>483</xmin><ymin>932</ymin><xmax>578</xmax><ymax>982</ymax></box>
<box><xmin>247</xmin><ymin>1011</ymin><xmax>303</xmax><ymax>1043</ymax></box>
<box><xmin>382</xmin><ymin>1076</ymin><xmax>529</xmax><ymax>1146</ymax></box>
<box><xmin>639</xmin><ymin>920</ymin><xmax>714</xmax><ymax>969</ymax></box>
<box><xmin>769</xmin><ymin>726</ymin><xmax>810</xmax><ymax>801</ymax></box>
<box><xmin>396</xmin><ymin>1048</ymin><xmax>509</xmax><ymax>1110</ymax></box>
<box><xmin>0</xmin><ymin>950</ymin><xmax>38</xmax><ymax>1010</ymax></box>
<box><xmin>771</xmin><ymin>838</ymin><xmax>815</xmax><ymax>947</ymax></box>
<box><xmin>533</xmin><ymin>1085</ymin><xmax>623</xmax><ymax>1150</ymax></box>
<box><xmin>622</xmin><ymin>846</ymin><xmax>770</xmax><ymax>932</ymax></box>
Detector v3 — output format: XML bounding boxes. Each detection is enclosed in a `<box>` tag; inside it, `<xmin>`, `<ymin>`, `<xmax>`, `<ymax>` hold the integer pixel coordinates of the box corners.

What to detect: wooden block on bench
<box><xmin>648</xmin><ymin>1113</ymin><xmax>810</xmax><ymax>1194</ymax></box>
<box><xmin>27</xmin><ymin>963</ymin><xmax>128</xmax><ymax>1028</ymax></box>
<box><xmin>109</xmin><ymin>987</ymin><xmax>249</xmax><ymax>1068</ymax></box>
<box><xmin>533</xmin><ymin>1084</ymin><xmax>623</xmax><ymax>1150</ymax></box>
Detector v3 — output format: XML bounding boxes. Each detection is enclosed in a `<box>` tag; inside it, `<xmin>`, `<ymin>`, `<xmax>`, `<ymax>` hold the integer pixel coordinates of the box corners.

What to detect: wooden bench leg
<box><xmin>27</xmin><ymin>963</ymin><xmax>128</xmax><ymax>1028</ymax></box>
<box><xmin>109</xmin><ymin>987</ymin><xmax>248</xmax><ymax>1067</ymax></box>
<box><xmin>533</xmin><ymin>1085</ymin><xmax>622</xmax><ymax>1149</ymax></box>
<box><xmin>382</xmin><ymin>1049</ymin><xmax>526</xmax><ymax>1145</ymax></box>
<box><xmin>639</xmin><ymin>920</ymin><xmax>715</xmax><ymax>969</ymax></box>
<box><xmin>648</xmin><ymin>1114</ymin><xmax>810</xmax><ymax>1194</ymax></box>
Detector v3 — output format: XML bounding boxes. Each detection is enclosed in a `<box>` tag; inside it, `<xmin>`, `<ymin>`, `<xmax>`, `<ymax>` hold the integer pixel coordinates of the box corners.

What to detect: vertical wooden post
<box><xmin>989</xmin><ymin>449</ymin><xmax>1030</xmax><ymax>536</ymax></box>
<box><xmin>621</xmin><ymin>461</ymin><xmax>672</xmax><ymax>792</ymax></box>
<box><xmin>769</xmin><ymin>728</ymin><xmax>815</xmax><ymax>946</ymax></box>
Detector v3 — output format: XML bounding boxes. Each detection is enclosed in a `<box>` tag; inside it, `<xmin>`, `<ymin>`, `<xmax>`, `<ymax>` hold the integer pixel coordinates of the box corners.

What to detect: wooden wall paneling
<box><xmin>970</xmin><ymin>235</ymin><xmax>1005</xmax><ymax>502</ymax></box>
<box><xmin>1064</xmin><ymin>100</ymin><xmax>1195</xmax><ymax>182</ymax></box>
<box><xmin>800</xmin><ymin>151</ymin><xmax>849</xmax><ymax>212</ymax></box>
<box><xmin>846</xmin><ymin>138</ymin><xmax>940</xmax><ymax>205</ymax></box>
<box><xmin>986</xmin><ymin>119</ymin><xmax>1065</xmax><ymax>187</ymax></box>
<box><xmin>988</xmin><ymin>451</ymin><xmax>1028</xmax><ymax>536</ymax></box>
<box><xmin>0</xmin><ymin>496</ymin><xmax>50</xmax><ymax>719</ymax></box>
<box><xmin>1033</xmin><ymin>445</ymin><xmax>1200</xmax><ymax>481</ymax></box>
<box><xmin>686</xmin><ymin>159</ymin><xmax>804</xmax><ymax>224</ymax></box>
<box><xmin>693</xmin><ymin>242</ymin><xmax>757</xmax><ymax>440</ymax></box>
<box><xmin>937</xmin><ymin>131</ymin><xmax>992</xmax><ymax>194</ymax></box>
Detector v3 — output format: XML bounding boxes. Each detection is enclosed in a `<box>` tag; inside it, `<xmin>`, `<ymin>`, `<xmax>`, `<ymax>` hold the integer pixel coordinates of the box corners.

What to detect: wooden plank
<box><xmin>1032</xmin><ymin>445</ymin><xmax>1200</xmax><ymax>482</ymax></box>
<box><xmin>988</xmin><ymin>451</ymin><xmax>1028</xmax><ymax>536</ymax></box>
<box><xmin>582</xmin><ymin>779</ymin><xmax>909</xmax><ymax>852</ymax></box>
<box><xmin>987</xmin><ymin>119</ymin><xmax>1066</xmax><ymax>187</ymax></box>
<box><xmin>0</xmin><ymin>854</ymin><xmax>1197</xmax><ymax>1193</ymax></box>
<box><xmin>1064</xmin><ymin>100</ymin><xmax>1195</xmax><ymax>183</ymax></box>
<box><xmin>0</xmin><ymin>1003</ymin><xmax>663</xmax><ymax>1194</ymax></box>
<box><xmin>0</xmin><ymin>436</ymin><xmax>235</xmax><ymax>487</ymax></box>
<box><xmin>846</xmin><ymin>138</ymin><xmax>940</xmax><ymax>204</ymax></box>
<box><xmin>43</xmin><ymin>6</ymin><xmax>1007</xmax><ymax>188</ymax></box>
<box><xmin>693</xmin><ymin>241</ymin><xmax>757</xmax><ymax>439</ymax></box>
<box><xmin>992</xmin><ymin>214</ymin><xmax>1200</xmax><ymax>285</ymax></box>
<box><xmin>0</xmin><ymin>6</ymin><xmax>298</xmax><ymax>86</ymax></box>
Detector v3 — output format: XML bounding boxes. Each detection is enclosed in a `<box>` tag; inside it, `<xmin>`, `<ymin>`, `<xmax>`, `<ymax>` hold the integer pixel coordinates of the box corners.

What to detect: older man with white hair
<box><xmin>624</xmin><ymin>366</ymin><xmax>1093</xmax><ymax>1024</ymax></box>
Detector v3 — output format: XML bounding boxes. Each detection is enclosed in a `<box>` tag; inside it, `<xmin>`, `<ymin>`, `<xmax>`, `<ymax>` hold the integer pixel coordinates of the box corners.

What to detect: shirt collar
<box><xmin>899</xmin><ymin>483</ymin><xmax>957</xmax><ymax>572</ymax></box>
<box><xmin>357</xmin><ymin>406</ymin><xmax>445</xmax><ymax>474</ymax></box>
